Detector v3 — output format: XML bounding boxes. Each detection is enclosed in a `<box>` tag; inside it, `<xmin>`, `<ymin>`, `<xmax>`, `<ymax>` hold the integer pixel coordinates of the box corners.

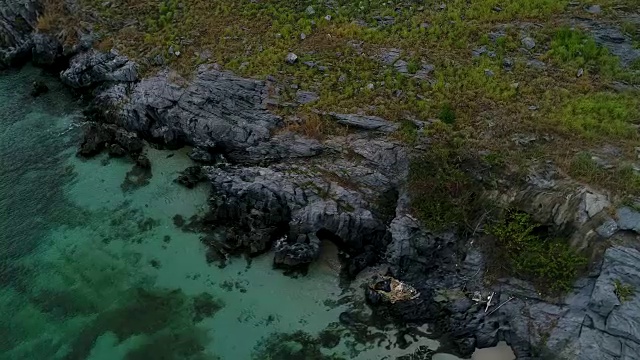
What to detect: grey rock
<box><xmin>379</xmin><ymin>48</ymin><xmax>401</xmax><ymax>65</ymax></box>
<box><xmin>0</xmin><ymin>0</ymin><xmax>39</xmax><ymax>68</ymax></box>
<box><xmin>526</xmin><ymin>59</ymin><xmax>546</xmax><ymax>69</ymax></box>
<box><xmin>305</xmin><ymin>5</ymin><xmax>314</xmax><ymax>15</ymax></box>
<box><xmin>188</xmin><ymin>147</ymin><xmax>215</xmax><ymax>163</ymax></box>
<box><xmin>521</xmin><ymin>36</ymin><xmax>536</xmax><ymax>49</ymax></box>
<box><xmin>596</xmin><ymin>218</ymin><xmax>619</xmax><ymax>238</ymax></box>
<box><xmin>584</xmin><ymin>192</ymin><xmax>610</xmax><ymax>218</ymax></box>
<box><xmin>324</xmin><ymin>15</ymin><xmax>331</xmax><ymax>21</ymax></box>
<box><xmin>413</xmin><ymin>63</ymin><xmax>435</xmax><ymax>80</ymax></box>
<box><xmin>617</xmin><ymin>207</ymin><xmax>640</xmax><ymax>233</ymax></box>
<box><xmin>285</xmin><ymin>52</ymin><xmax>298</xmax><ymax>64</ymax></box>
<box><xmin>90</xmin><ymin>63</ymin><xmax>293</xmax><ymax>163</ymax></box>
<box><xmin>329</xmin><ymin>113</ymin><xmax>399</xmax><ymax>132</ymax></box>
<box><xmin>295</xmin><ymin>90</ymin><xmax>319</xmax><ymax>104</ymax></box>
<box><xmin>202</xmin><ymin>140</ymin><xmax>397</xmax><ymax>261</ymax></box>
<box><xmin>586</xmin><ymin>5</ymin><xmax>602</xmax><ymax>14</ymax></box>
<box><xmin>394</xmin><ymin>59</ymin><xmax>408</xmax><ymax>73</ymax></box>
<box><xmin>472</xmin><ymin>46</ymin><xmax>496</xmax><ymax>58</ymax></box>
<box><xmin>374</xmin><ymin>15</ymin><xmax>395</xmax><ymax>26</ymax></box>
<box><xmin>31</xmin><ymin>33</ymin><xmax>62</xmax><ymax>66</ymax></box>
<box><xmin>484</xmin><ymin>69</ymin><xmax>494</xmax><ymax>77</ymax></box>
<box><xmin>61</xmin><ymin>50</ymin><xmax>138</xmax><ymax>88</ymax></box>
<box><xmin>578</xmin><ymin>19</ymin><xmax>640</xmax><ymax>67</ymax></box>
<box><xmin>503</xmin><ymin>58</ymin><xmax>514</xmax><ymax>70</ymax></box>
<box><xmin>274</xmin><ymin>234</ymin><xmax>321</xmax><ymax>270</ymax></box>
<box><xmin>300</xmin><ymin>32</ymin><xmax>306</xmax><ymax>40</ymax></box>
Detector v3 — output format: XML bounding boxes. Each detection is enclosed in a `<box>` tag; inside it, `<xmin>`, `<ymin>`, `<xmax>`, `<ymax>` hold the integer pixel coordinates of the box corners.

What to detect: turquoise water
<box><xmin>0</xmin><ymin>66</ymin><xmax>451</xmax><ymax>360</ymax></box>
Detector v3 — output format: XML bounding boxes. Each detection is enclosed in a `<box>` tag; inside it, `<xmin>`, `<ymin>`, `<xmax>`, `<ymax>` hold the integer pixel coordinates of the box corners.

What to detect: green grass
<box><xmin>569</xmin><ymin>153</ymin><xmax>640</xmax><ymax>195</ymax></box>
<box><xmin>488</xmin><ymin>211</ymin><xmax>587</xmax><ymax>294</ymax></box>
<box><xmin>553</xmin><ymin>92</ymin><xmax>640</xmax><ymax>139</ymax></box>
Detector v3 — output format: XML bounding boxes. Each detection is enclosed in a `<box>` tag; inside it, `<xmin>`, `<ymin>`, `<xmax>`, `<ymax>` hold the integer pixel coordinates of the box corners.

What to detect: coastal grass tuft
<box><xmin>614</xmin><ymin>279</ymin><xmax>635</xmax><ymax>302</ymax></box>
<box><xmin>487</xmin><ymin>211</ymin><xmax>587</xmax><ymax>294</ymax></box>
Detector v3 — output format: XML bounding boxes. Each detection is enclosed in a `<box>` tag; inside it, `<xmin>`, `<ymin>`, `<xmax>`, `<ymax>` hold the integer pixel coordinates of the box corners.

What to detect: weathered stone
<box><xmin>61</xmin><ymin>50</ymin><xmax>138</xmax><ymax>88</ymax></box>
<box><xmin>584</xmin><ymin>192</ymin><xmax>610</xmax><ymax>218</ymax></box>
<box><xmin>329</xmin><ymin>113</ymin><xmax>399</xmax><ymax>132</ymax></box>
<box><xmin>0</xmin><ymin>0</ymin><xmax>39</xmax><ymax>68</ymax></box>
<box><xmin>617</xmin><ymin>207</ymin><xmax>640</xmax><ymax>233</ymax></box>
<box><xmin>295</xmin><ymin>90</ymin><xmax>319</xmax><ymax>104</ymax></box>
<box><xmin>285</xmin><ymin>52</ymin><xmax>298</xmax><ymax>64</ymax></box>
<box><xmin>596</xmin><ymin>218</ymin><xmax>619</xmax><ymax>238</ymax></box>
<box><xmin>521</xmin><ymin>37</ymin><xmax>536</xmax><ymax>49</ymax></box>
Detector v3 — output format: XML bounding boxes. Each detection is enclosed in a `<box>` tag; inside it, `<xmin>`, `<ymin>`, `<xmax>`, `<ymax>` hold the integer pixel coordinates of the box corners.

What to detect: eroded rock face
<box><xmin>61</xmin><ymin>49</ymin><xmax>138</xmax><ymax>88</ymax></box>
<box><xmin>81</xmin><ymin>61</ymin><xmax>322</xmax><ymax>163</ymax></box>
<box><xmin>191</xmin><ymin>137</ymin><xmax>407</xmax><ymax>274</ymax></box>
<box><xmin>0</xmin><ymin>0</ymin><xmax>40</xmax><ymax>67</ymax></box>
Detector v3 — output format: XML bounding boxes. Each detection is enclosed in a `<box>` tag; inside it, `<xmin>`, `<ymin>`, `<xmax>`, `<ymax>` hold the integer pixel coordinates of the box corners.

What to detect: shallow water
<box><xmin>0</xmin><ymin>66</ymin><xmax>513</xmax><ymax>360</ymax></box>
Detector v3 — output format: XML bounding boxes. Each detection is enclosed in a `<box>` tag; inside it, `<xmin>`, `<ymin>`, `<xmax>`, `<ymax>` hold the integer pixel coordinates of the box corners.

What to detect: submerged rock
<box><xmin>30</xmin><ymin>80</ymin><xmax>48</xmax><ymax>97</ymax></box>
<box><xmin>78</xmin><ymin>123</ymin><xmax>143</xmax><ymax>158</ymax></box>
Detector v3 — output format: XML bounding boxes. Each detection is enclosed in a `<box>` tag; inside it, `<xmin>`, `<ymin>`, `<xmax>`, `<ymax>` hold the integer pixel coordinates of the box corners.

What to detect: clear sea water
<box><xmin>0</xmin><ymin>65</ymin><xmax>512</xmax><ymax>360</ymax></box>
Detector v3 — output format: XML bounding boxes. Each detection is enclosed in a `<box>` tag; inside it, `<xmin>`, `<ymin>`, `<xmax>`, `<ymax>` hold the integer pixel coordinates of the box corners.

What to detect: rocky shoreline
<box><xmin>3</xmin><ymin>1</ymin><xmax>640</xmax><ymax>359</ymax></box>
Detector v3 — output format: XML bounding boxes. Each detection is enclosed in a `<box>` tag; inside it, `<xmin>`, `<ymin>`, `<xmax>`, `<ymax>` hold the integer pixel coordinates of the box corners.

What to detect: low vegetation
<box><xmin>487</xmin><ymin>211</ymin><xmax>587</xmax><ymax>294</ymax></box>
<box><xmin>614</xmin><ymin>279</ymin><xmax>635</xmax><ymax>302</ymax></box>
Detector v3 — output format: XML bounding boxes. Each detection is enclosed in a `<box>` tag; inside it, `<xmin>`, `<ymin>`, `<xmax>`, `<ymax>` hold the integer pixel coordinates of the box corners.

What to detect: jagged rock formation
<box><xmin>0</xmin><ymin>0</ymin><xmax>40</xmax><ymax>67</ymax></box>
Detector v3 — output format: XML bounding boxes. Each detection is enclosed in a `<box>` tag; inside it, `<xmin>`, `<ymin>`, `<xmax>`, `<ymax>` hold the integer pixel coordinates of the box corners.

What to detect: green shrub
<box><xmin>488</xmin><ymin>211</ymin><xmax>587</xmax><ymax>293</ymax></box>
<box><xmin>614</xmin><ymin>279</ymin><xmax>634</xmax><ymax>302</ymax></box>
<box><xmin>438</xmin><ymin>103</ymin><xmax>456</xmax><ymax>124</ymax></box>
<box><xmin>409</xmin><ymin>130</ymin><xmax>480</xmax><ymax>231</ymax></box>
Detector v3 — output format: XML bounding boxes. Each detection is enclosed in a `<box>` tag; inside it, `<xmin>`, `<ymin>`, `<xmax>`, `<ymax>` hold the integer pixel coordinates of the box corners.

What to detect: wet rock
<box><xmin>521</xmin><ymin>37</ymin><xmax>536</xmax><ymax>50</ymax></box>
<box><xmin>188</xmin><ymin>147</ymin><xmax>215</xmax><ymax>163</ymax></box>
<box><xmin>176</xmin><ymin>166</ymin><xmax>206</xmax><ymax>189</ymax></box>
<box><xmin>616</xmin><ymin>207</ymin><xmax>640</xmax><ymax>233</ymax></box>
<box><xmin>121</xmin><ymin>160</ymin><xmax>152</xmax><ymax>192</ymax></box>
<box><xmin>78</xmin><ymin>123</ymin><xmax>115</xmax><ymax>157</ymax></box>
<box><xmin>61</xmin><ymin>50</ymin><xmax>138</xmax><ymax>88</ymax></box>
<box><xmin>135</xmin><ymin>154</ymin><xmax>151</xmax><ymax>170</ymax></box>
<box><xmin>295</xmin><ymin>90</ymin><xmax>319</xmax><ymax>104</ymax></box>
<box><xmin>329</xmin><ymin>113</ymin><xmax>399</xmax><ymax>132</ymax></box>
<box><xmin>108</xmin><ymin>143</ymin><xmax>126</xmax><ymax>157</ymax></box>
<box><xmin>30</xmin><ymin>80</ymin><xmax>49</xmax><ymax>97</ymax></box>
<box><xmin>273</xmin><ymin>234</ymin><xmax>321</xmax><ymax>271</ymax></box>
